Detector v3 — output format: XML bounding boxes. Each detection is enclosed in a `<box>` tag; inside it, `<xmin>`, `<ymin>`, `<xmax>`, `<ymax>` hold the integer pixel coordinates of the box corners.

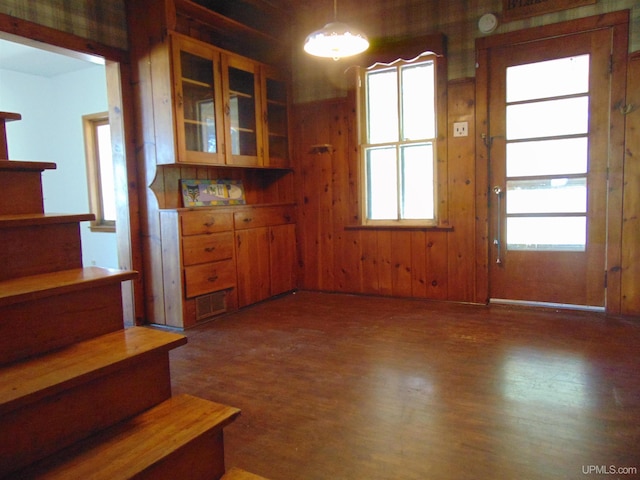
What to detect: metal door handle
<box><xmin>493</xmin><ymin>186</ymin><xmax>503</xmax><ymax>265</ymax></box>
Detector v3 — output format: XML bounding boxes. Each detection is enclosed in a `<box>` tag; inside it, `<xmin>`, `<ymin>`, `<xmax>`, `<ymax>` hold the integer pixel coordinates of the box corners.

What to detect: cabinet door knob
<box><xmin>208</xmin><ymin>275</ymin><xmax>219</xmax><ymax>283</ymax></box>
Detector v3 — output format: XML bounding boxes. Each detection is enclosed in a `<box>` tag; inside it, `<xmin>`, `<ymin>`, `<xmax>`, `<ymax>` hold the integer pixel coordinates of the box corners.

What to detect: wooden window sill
<box><xmin>345</xmin><ymin>224</ymin><xmax>454</xmax><ymax>232</ymax></box>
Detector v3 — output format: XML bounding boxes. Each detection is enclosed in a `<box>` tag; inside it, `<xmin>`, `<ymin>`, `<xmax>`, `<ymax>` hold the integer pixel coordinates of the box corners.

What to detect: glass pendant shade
<box><xmin>304</xmin><ymin>21</ymin><xmax>369</xmax><ymax>60</ymax></box>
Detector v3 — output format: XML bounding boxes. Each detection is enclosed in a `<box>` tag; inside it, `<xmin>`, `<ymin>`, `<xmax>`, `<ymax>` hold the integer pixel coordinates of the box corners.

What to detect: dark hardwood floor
<box><xmin>169</xmin><ymin>291</ymin><xmax>640</xmax><ymax>480</ymax></box>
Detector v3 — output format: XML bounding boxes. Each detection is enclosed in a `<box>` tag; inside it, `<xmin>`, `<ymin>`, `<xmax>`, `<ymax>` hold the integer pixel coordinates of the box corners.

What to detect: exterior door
<box><xmin>487</xmin><ymin>29</ymin><xmax>613</xmax><ymax>308</ymax></box>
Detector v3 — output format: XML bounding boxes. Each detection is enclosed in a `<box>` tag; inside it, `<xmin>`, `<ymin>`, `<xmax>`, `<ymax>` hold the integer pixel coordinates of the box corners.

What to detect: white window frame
<box><xmin>358</xmin><ymin>52</ymin><xmax>448</xmax><ymax>228</ymax></box>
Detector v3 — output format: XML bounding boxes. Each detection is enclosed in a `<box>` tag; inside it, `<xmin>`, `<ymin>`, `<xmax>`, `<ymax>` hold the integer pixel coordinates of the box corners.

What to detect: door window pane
<box><xmin>367</xmin><ymin>68</ymin><xmax>399</xmax><ymax>144</ymax></box>
<box><xmin>506</xmin><ymin>137</ymin><xmax>588</xmax><ymax>177</ymax></box>
<box><xmin>507</xmin><ymin>178</ymin><xmax>587</xmax><ymax>214</ymax></box>
<box><xmin>507</xmin><ymin>96</ymin><xmax>589</xmax><ymax>140</ymax></box>
<box><xmin>401</xmin><ymin>62</ymin><xmax>435</xmax><ymax>140</ymax></box>
<box><xmin>507</xmin><ymin>55</ymin><xmax>589</xmax><ymax>103</ymax></box>
<box><xmin>507</xmin><ymin>216</ymin><xmax>586</xmax><ymax>251</ymax></box>
<box><xmin>367</xmin><ymin>147</ymin><xmax>398</xmax><ymax>219</ymax></box>
<box><xmin>401</xmin><ymin>143</ymin><xmax>434</xmax><ymax>219</ymax></box>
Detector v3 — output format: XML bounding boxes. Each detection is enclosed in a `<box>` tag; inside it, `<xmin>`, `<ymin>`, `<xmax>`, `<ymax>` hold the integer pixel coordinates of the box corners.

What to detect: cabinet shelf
<box><xmin>229</xmin><ymin>90</ymin><xmax>253</xmax><ymax>99</ymax></box>
<box><xmin>182</xmin><ymin>77</ymin><xmax>213</xmax><ymax>88</ymax></box>
<box><xmin>184</xmin><ymin>119</ymin><xmax>209</xmax><ymax>125</ymax></box>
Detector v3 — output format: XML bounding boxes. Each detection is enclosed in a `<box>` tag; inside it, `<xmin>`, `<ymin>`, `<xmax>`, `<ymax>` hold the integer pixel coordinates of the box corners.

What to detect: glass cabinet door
<box><xmin>224</xmin><ymin>56</ymin><xmax>263</xmax><ymax>166</ymax></box>
<box><xmin>173</xmin><ymin>36</ymin><xmax>225</xmax><ymax>164</ymax></box>
<box><xmin>263</xmin><ymin>67</ymin><xmax>290</xmax><ymax>167</ymax></box>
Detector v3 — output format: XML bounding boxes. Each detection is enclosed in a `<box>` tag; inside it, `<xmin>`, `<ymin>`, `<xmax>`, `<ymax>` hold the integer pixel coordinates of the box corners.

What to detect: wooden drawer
<box><xmin>234</xmin><ymin>206</ymin><xmax>295</xmax><ymax>230</ymax></box>
<box><xmin>182</xmin><ymin>232</ymin><xmax>234</xmax><ymax>266</ymax></box>
<box><xmin>181</xmin><ymin>211</ymin><xmax>233</xmax><ymax>236</ymax></box>
<box><xmin>184</xmin><ymin>260</ymin><xmax>236</xmax><ymax>298</ymax></box>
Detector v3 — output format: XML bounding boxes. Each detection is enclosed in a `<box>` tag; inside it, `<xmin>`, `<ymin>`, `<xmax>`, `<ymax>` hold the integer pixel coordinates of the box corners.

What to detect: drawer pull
<box><xmin>204</xmin><ymin>221</ymin><xmax>215</xmax><ymax>227</ymax></box>
<box><xmin>208</xmin><ymin>275</ymin><xmax>219</xmax><ymax>283</ymax></box>
<box><xmin>243</xmin><ymin>217</ymin><xmax>253</xmax><ymax>223</ymax></box>
<box><xmin>204</xmin><ymin>247</ymin><xmax>216</xmax><ymax>252</ymax></box>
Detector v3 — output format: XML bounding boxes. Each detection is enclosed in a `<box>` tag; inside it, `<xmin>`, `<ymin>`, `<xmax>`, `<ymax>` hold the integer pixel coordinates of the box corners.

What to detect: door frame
<box><xmin>475</xmin><ymin>10</ymin><xmax>629</xmax><ymax>313</ymax></box>
<box><xmin>0</xmin><ymin>12</ymin><xmax>145</xmax><ymax>324</ymax></box>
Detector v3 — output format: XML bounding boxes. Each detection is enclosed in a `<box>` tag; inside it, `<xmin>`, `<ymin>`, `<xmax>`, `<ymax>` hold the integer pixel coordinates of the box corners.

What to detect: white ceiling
<box><xmin>0</xmin><ymin>37</ymin><xmax>101</xmax><ymax>77</ymax></box>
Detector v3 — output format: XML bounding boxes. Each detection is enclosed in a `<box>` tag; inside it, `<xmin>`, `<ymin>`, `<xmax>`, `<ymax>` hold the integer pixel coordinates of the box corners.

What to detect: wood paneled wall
<box><xmin>293</xmin><ymin>79</ymin><xmax>480</xmax><ymax>304</ymax></box>
<box><xmin>294</xmin><ymin>69</ymin><xmax>640</xmax><ymax>315</ymax></box>
<box><xmin>622</xmin><ymin>52</ymin><xmax>640</xmax><ymax>315</ymax></box>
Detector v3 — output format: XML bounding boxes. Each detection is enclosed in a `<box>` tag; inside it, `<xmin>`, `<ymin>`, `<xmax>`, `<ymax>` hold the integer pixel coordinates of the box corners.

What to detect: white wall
<box><xmin>0</xmin><ymin>65</ymin><xmax>119</xmax><ymax>269</ymax></box>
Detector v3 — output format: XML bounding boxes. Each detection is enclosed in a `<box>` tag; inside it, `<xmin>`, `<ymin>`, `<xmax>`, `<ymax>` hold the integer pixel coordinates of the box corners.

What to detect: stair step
<box><xmin>0</xmin><ymin>267</ymin><xmax>139</xmax><ymax>365</ymax></box>
<box><xmin>0</xmin><ymin>266</ymin><xmax>137</xmax><ymax>307</ymax></box>
<box><xmin>16</xmin><ymin>394</ymin><xmax>241</xmax><ymax>480</ymax></box>
<box><xmin>223</xmin><ymin>467</ymin><xmax>271</xmax><ymax>480</ymax></box>
<box><xmin>0</xmin><ymin>327</ymin><xmax>187</xmax><ymax>476</ymax></box>
<box><xmin>0</xmin><ymin>160</ymin><xmax>56</xmax><ymax>214</ymax></box>
<box><xmin>0</xmin><ymin>213</ymin><xmax>94</xmax><ymax>281</ymax></box>
<box><xmin>0</xmin><ymin>327</ymin><xmax>185</xmax><ymax>415</ymax></box>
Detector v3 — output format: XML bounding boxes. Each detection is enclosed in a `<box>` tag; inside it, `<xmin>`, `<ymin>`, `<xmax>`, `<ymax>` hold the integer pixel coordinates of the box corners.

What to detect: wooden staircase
<box><xmin>0</xmin><ymin>112</ymin><xmax>264</xmax><ymax>479</ymax></box>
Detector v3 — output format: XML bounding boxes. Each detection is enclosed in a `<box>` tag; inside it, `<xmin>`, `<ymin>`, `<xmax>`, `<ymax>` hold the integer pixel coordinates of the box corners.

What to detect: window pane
<box><xmin>367</xmin><ymin>147</ymin><xmax>397</xmax><ymax>219</ymax></box>
<box><xmin>96</xmin><ymin>124</ymin><xmax>116</xmax><ymax>222</ymax></box>
<box><xmin>401</xmin><ymin>61</ymin><xmax>435</xmax><ymax>140</ymax></box>
<box><xmin>401</xmin><ymin>143</ymin><xmax>434</xmax><ymax>219</ymax></box>
<box><xmin>181</xmin><ymin>51</ymin><xmax>217</xmax><ymax>154</ymax></box>
<box><xmin>506</xmin><ymin>137</ymin><xmax>588</xmax><ymax>177</ymax></box>
<box><xmin>507</xmin><ymin>177</ymin><xmax>586</xmax><ymax>214</ymax></box>
<box><xmin>507</xmin><ymin>96</ymin><xmax>589</xmax><ymax>140</ymax></box>
<box><xmin>367</xmin><ymin>68</ymin><xmax>398</xmax><ymax>143</ymax></box>
<box><xmin>507</xmin><ymin>55</ymin><xmax>589</xmax><ymax>103</ymax></box>
<box><xmin>507</xmin><ymin>216</ymin><xmax>586</xmax><ymax>251</ymax></box>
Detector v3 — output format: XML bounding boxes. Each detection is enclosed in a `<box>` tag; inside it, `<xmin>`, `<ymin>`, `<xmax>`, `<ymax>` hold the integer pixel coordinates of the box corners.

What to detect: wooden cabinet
<box><xmin>235</xmin><ymin>227</ymin><xmax>270</xmax><ymax>307</ymax></box>
<box><xmin>160</xmin><ymin>205</ymin><xmax>296</xmax><ymax>327</ymax></box>
<box><xmin>224</xmin><ymin>55</ymin><xmax>263</xmax><ymax>166</ymax></box>
<box><xmin>269</xmin><ymin>223</ymin><xmax>297</xmax><ymax>296</ymax></box>
<box><xmin>263</xmin><ymin>67</ymin><xmax>290</xmax><ymax>168</ymax></box>
<box><xmin>160</xmin><ymin>210</ymin><xmax>237</xmax><ymax>328</ymax></box>
<box><xmin>166</xmin><ymin>32</ymin><xmax>289</xmax><ymax>168</ymax></box>
<box><xmin>128</xmin><ymin>7</ymin><xmax>295</xmax><ymax>327</ymax></box>
<box><xmin>171</xmin><ymin>35</ymin><xmax>226</xmax><ymax>165</ymax></box>
<box><xmin>235</xmin><ymin>205</ymin><xmax>296</xmax><ymax>307</ymax></box>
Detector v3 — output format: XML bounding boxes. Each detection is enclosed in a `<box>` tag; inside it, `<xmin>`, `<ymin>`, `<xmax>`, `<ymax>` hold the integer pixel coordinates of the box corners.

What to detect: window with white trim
<box><xmin>360</xmin><ymin>54</ymin><xmax>439</xmax><ymax>225</ymax></box>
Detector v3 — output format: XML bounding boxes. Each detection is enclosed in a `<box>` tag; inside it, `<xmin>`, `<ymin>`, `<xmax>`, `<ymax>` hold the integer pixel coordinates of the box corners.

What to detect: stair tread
<box><xmin>0</xmin><ymin>212</ymin><xmax>94</xmax><ymax>228</ymax></box>
<box><xmin>0</xmin><ymin>159</ymin><xmax>56</xmax><ymax>171</ymax></box>
<box><xmin>18</xmin><ymin>393</ymin><xmax>241</xmax><ymax>479</ymax></box>
<box><xmin>0</xmin><ymin>266</ymin><xmax>138</xmax><ymax>307</ymax></box>
<box><xmin>223</xmin><ymin>467</ymin><xmax>271</xmax><ymax>480</ymax></box>
<box><xmin>0</xmin><ymin>327</ymin><xmax>187</xmax><ymax>415</ymax></box>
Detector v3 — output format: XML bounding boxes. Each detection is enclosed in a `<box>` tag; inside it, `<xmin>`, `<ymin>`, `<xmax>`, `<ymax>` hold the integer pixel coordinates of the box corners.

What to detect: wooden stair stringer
<box><xmin>0</xmin><ymin>113</ymin><xmax>260</xmax><ymax>480</ymax></box>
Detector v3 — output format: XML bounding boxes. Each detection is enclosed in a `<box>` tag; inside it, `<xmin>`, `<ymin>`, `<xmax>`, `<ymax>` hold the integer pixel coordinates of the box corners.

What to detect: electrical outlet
<box><xmin>453</xmin><ymin>121</ymin><xmax>468</xmax><ymax>137</ymax></box>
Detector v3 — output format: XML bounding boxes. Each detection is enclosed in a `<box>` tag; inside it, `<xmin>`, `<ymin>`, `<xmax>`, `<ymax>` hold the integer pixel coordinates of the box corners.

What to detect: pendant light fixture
<box><xmin>304</xmin><ymin>0</ymin><xmax>369</xmax><ymax>61</ymax></box>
